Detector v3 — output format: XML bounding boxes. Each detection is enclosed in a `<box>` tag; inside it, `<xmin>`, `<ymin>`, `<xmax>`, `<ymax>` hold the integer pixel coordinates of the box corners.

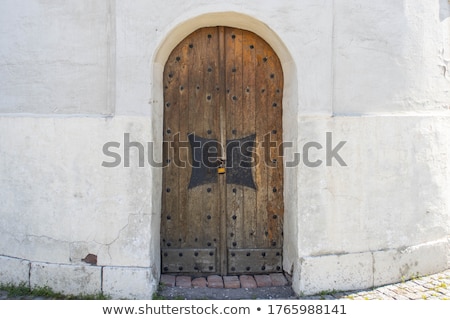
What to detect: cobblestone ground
<box><xmin>331</xmin><ymin>270</ymin><xmax>450</xmax><ymax>300</ymax></box>
<box><xmin>301</xmin><ymin>270</ymin><xmax>450</xmax><ymax>300</ymax></box>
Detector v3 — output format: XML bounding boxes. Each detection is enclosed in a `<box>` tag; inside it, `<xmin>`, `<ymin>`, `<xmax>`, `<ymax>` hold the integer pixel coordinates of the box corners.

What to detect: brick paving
<box><xmin>161</xmin><ymin>273</ymin><xmax>288</xmax><ymax>289</ymax></box>
<box><xmin>157</xmin><ymin>270</ymin><xmax>450</xmax><ymax>300</ymax></box>
<box><xmin>207</xmin><ymin>275</ymin><xmax>224</xmax><ymax>288</ymax></box>
<box><xmin>254</xmin><ymin>274</ymin><xmax>272</xmax><ymax>287</ymax></box>
<box><xmin>223</xmin><ymin>276</ymin><xmax>240</xmax><ymax>289</ymax></box>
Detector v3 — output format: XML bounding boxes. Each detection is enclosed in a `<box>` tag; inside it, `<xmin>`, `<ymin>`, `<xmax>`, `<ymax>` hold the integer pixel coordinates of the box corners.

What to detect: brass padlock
<box><xmin>217</xmin><ymin>158</ymin><xmax>226</xmax><ymax>174</ymax></box>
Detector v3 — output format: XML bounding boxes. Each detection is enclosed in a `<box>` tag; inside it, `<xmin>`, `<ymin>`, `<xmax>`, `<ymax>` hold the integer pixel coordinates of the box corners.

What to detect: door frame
<box><xmin>151</xmin><ymin>12</ymin><xmax>299</xmax><ymax>282</ymax></box>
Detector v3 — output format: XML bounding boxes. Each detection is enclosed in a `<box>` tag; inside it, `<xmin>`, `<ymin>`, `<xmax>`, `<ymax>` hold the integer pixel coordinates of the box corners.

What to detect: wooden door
<box><xmin>161</xmin><ymin>27</ymin><xmax>283</xmax><ymax>276</ymax></box>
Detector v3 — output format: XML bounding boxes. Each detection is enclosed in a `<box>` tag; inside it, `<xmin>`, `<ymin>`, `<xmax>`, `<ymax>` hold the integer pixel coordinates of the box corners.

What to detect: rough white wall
<box><xmin>0</xmin><ymin>116</ymin><xmax>155</xmax><ymax>266</ymax></box>
<box><xmin>334</xmin><ymin>0</ymin><xmax>450</xmax><ymax>114</ymax></box>
<box><xmin>296</xmin><ymin>116</ymin><xmax>450</xmax><ymax>256</ymax></box>
<box><xmin>0</xmin><ymin>0</ymin><xmax>449</xmax><ymax>298</ymax></box>
<box><xmin>0</xmin><ymin>0</ymin><xmax>114</xmax><ymax>114</ymax></box>
<box><xmin>0</xmin><ymin>116</ymin><xmax>159</xmax><ymax>298</ymax></box>
<box><xmin>2</xmin><ymin>0</ymin><xmax>448</xmax><ymax>116</ymax></box>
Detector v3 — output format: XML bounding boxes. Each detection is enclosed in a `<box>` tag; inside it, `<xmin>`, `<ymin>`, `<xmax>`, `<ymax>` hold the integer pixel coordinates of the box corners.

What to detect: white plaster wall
<box><xmin>0</xmin><ymin>0</ymin><xmax>449</xmax><ymax>298</ymax></box>
<box><xmin>0</xmin><ymin>116</ymin><xmax>157</xmax><ymax>265</ymax></box>
<box><xmin>291</xmin><ymin>115</ymin><xmax>450</xmax><ymax>293</ymax></box>
<box><xmin>334</xmin><ymin>0</ymin><xmax>450</xmax><ymax>114</ymax></box>
<box><xmin>0</xmin><ymin>115</ymin><xmax>160</xmax><ymax>298</ymax></box>
<box><xmin>296</xmin><ymin>116</ymin><xmax>450</xmax><ymax>256</ymax></box>
<box><xmin>0</xmin><ymin>0</ymin><xmax>114</xmax><ymax>115</ymax></box>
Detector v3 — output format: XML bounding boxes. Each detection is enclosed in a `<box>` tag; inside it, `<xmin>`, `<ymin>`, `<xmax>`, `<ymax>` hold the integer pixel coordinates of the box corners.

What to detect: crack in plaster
<box><xmin>438</xmin><ymin>57</ymin><xmax>450</xmax><ymax>80</ymax></box>
<box><xmin>25</xmin><ymin>234</ymin><xmax>71</xmax><ymax>244</ymax></box>
<box><xmin>92</xmin><ymin>212</ymin><xmax>151</xmax><ymax>262</ymax></box>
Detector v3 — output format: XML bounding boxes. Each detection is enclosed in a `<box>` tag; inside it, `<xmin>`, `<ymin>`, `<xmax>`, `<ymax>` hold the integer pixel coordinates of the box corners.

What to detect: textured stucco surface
<box><xmin>0</xmin><ymin>0</ymin><xmax>449</xmax><ymax>298</ymax></box>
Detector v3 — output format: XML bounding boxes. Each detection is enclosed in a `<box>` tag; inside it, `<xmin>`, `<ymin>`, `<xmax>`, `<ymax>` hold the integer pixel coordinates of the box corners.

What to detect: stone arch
<box><xmin>150</xmin><ymin>12</ymin><xmax>299</xmax><ymax>283</ymax></box>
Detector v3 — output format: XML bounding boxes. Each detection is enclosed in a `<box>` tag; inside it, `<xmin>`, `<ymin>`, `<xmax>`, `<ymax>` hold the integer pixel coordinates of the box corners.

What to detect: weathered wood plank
<box><xmin>202</xmin><ymin>27</ymin><xmax>220</xmax><ymax>261</ymax></box>
<box><xmin>162</xmin><ymin>42</ymin><xmax>181</xmax><ymax>250</ymax></box>
<box><xmin>241</xmin><ymin>30</ymin><xmax>258</xmax><ymax>249</ymax></box>
<box><xmin>225</xmin><ymin>28</ymin><xmax>245</xmax><ymax>253</ymax></box>
<box><xmin>187</xmin><ymin>28</ymin><xmax>206</xmax><ymax>249</ymax></box>
<box><xmin>254</xmin><ymin>35</ymin><xmax>270</xmax><ymax>248</ymax></box>
<box><xmin>218</xmin><ymin>26</ymin><xmax>228</xmax><ymax>275</ymax></box>
<box><xmin>265</xmin><ymin>42</ymin><xmax>284</xmax><ymax>249</ymax></box>
<box><xmin>177</xmin><ymin>35</ymin><xmax>190</xmax><ymax>247</ymax></box>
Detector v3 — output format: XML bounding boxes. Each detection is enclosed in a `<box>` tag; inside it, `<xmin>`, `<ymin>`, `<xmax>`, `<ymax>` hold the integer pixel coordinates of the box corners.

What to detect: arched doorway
<box><xmin>160</xmin><ymin>26</ymin><xmax>284</xmax><ymax>276</ymax></box>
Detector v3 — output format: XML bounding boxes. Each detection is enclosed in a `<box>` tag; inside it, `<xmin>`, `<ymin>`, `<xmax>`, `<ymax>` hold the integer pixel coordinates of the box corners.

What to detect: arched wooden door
<box><xmin>161</xmin><ymin>27</ymin><xmax>283</xmax><ymax>276</ymax></box>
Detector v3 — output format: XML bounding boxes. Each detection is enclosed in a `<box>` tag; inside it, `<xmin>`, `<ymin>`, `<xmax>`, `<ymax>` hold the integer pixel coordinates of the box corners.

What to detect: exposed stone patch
<box><xmin>82</xmin><ymin>254</ymin><xmax>97</xmax><ymax>265</ymax></box>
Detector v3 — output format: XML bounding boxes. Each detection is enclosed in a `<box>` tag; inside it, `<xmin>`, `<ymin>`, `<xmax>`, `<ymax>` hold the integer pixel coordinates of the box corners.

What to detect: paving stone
<box><xmin>207</xmin><ymin>275</ymin><xmax>224</xmax><ymax>288</ymax></box>
<box><xmin>392</xmin><ymin>294</ymin><xmax>410</xmax><ymax>300</ymax></box>
<box><xmin>254</xmin><ymin>274</ymin><xmax>272</xmax><ymax>287</ymax></box>
<box><xmin>353</xmin><ymin>290</ymin><xmax>370</xmax><ymax>296</ymax></box>
<box><xmin>406</xmin><ymin>284</ymin><xmax>428</xmax><ymax>300</ymax></box>
<box><xmin>191</xmin><ymin>277</ymin><xmax>207</xmax><ymax>288</ymax></box>
<box><xmin>160</xmin><ymin>274</ymin><xmax>176</xmax><ymax>287</ymax></box>
<box><xmin>372</xmin><ymin>293</ymin><xmax>395</xmax><ymax>300</ymax></box>
<box><xmin>390</xmin><ymin>287</ymin><xmax>410</xmax><ymax>295</ymax></box>
<box><xmin>270</xmin><ymin>273</ymin><xmax>288</xmax><ymax>286</ymax></box>
<box><xmin>399</xmin><ymin>290</ymin><xmax>420</xmax><ymax>299</ymax></box>
<box><xmin>360</xmin><ymin>294</ymin><xmax>379</xmax><ymax>300</ymax></box>
<box><xmin>428</xmin><ymin>275</ymin><xmax>442</xmax><ymax>282</ymax></box>
<box><xmin>421</xmin><ymin>291</ymin><xmax>436</xmax><ymax>299</ymax></box>
<box><xmin>351</xmin><ymin>296</ymin><xmax>366</xmax><ymax>300</ymax></box>
<box><xmin>176</xmin><ymin>276</ymin><xmax>192</xmax><ymax>288</ymax></box>
<box><xmin>433</xmin><ymin>287</ymin><xmax>450</xmax><ymax>295</ymax></box>
<box><xmin>239</xmin><ymin>275</ymin><xmax>257</xmax><ymax>288</ymax></box>
<box><xmin>376</xmin><ymin>287</ymin><xmax>398</xmax><ymax>299</ymax></box>
<box><xmin>421</xmin><ymin>282</ymin><xmax>437</xmax><ymax>290</ymax></box>
<box><xmin>223</xmin><ymin>276</ymin><xmax>240</xmax><ymax>289</ymax></box>
<box><xmin>412</xmin><ymin>279</ymin><xmax>428</xmax><ymax>286</ymax></box>
<box><xmin>428</xmin><ymin>280</ymin><xmax>444</xmax><ymax>288</ymax></box>
<box><xmin>405</xmin><ymin>283</ymin><xmax>425</xmax><ymax>291</ymax></box>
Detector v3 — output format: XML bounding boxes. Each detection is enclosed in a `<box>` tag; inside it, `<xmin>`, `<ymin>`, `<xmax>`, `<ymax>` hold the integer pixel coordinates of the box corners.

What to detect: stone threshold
<box><xmin>160</xmin><ymin>273</ymin><xmax>290</xmax><ymax>289</ymax></box>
